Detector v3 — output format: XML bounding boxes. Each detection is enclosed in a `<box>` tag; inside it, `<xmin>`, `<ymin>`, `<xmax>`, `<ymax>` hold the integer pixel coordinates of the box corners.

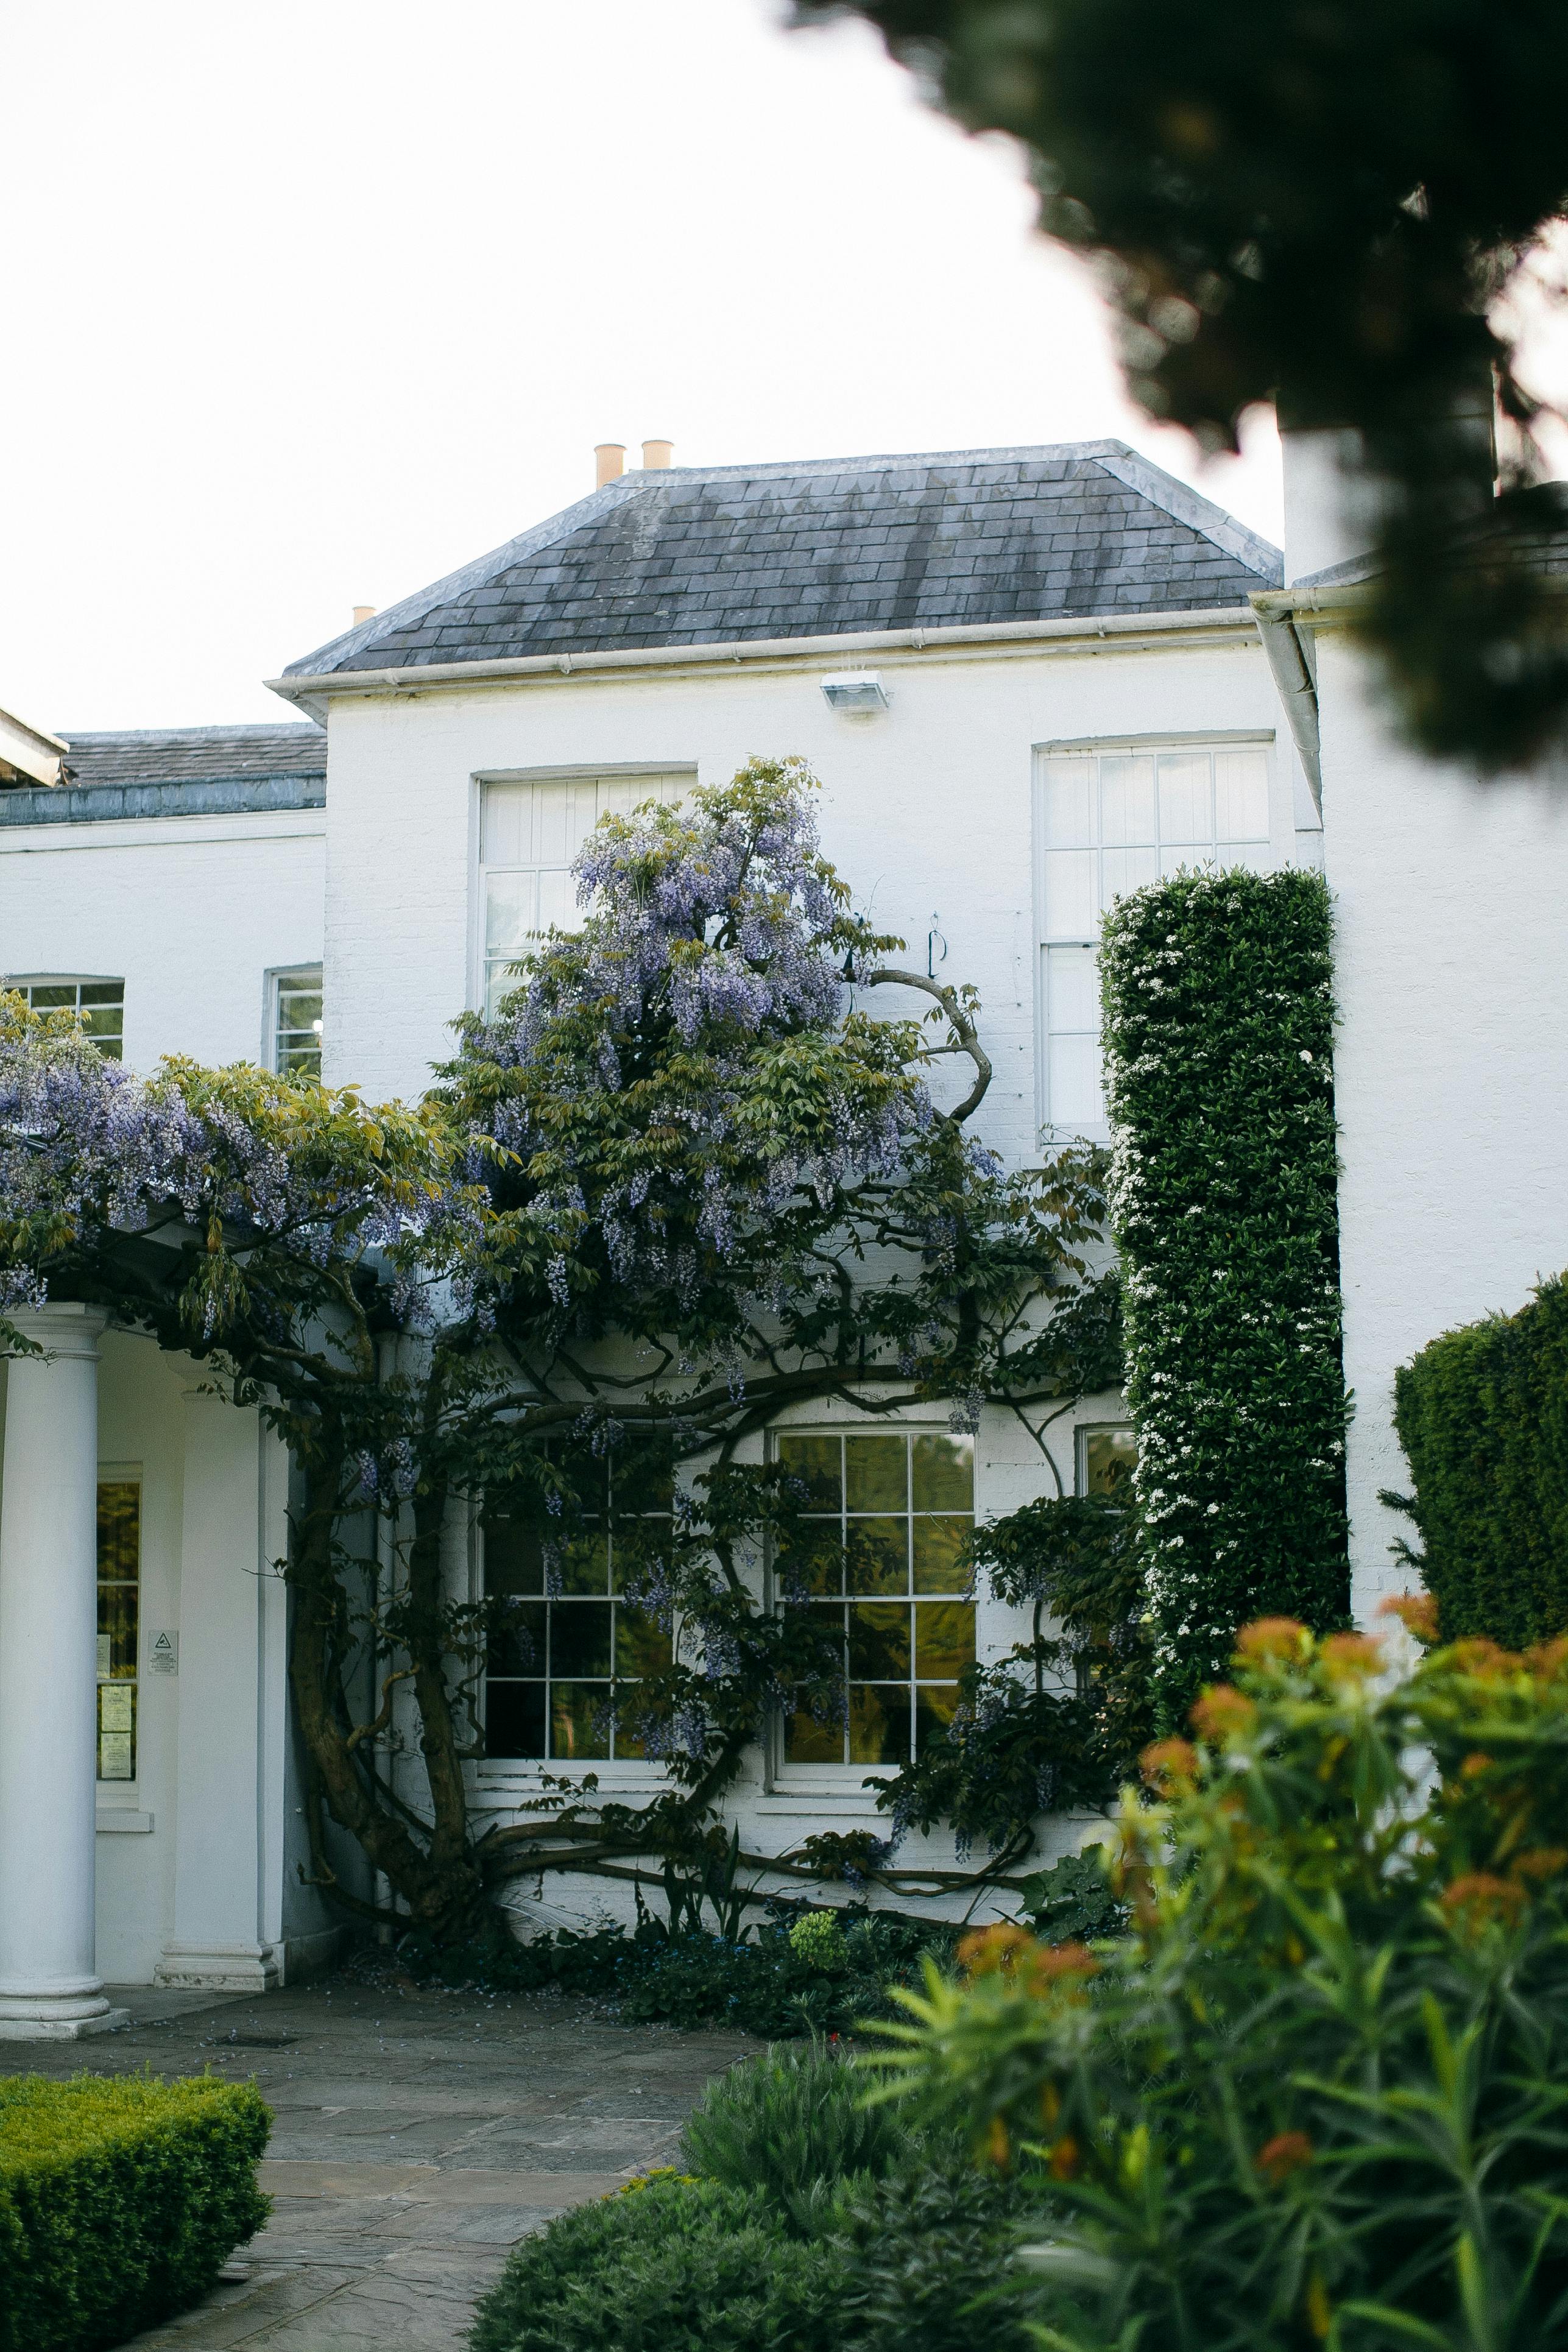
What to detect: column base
<box><xmin>0</xmin><ymin>2007</ymin><xmax>130</xmax><ymax>2041</ymax></box>
<box><xmin>155</xmin><ymin>1943</ymin><xmax>281</xmax><ymax>1995</ymax></box>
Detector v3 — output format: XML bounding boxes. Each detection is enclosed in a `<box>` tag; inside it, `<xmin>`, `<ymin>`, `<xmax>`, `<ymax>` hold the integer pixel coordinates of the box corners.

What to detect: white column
<box><xmin>155</xmin><ymin>1388</ymin><xmax>277</xmax><ymax>1993</ymax></box>
<box><xmin>0</xmin><ymin>1304</ymin><xmax>127</xmax><ymax>2039</ymax></box>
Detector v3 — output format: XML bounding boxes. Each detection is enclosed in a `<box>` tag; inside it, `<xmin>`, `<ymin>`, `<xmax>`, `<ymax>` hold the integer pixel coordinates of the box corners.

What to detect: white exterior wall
<box><xmin>1319</xmin><ymin>636</ymin><xmax>1568</xmax><ymax>1620</ymax></box>
<box><xmin>0</xmin><ymin>810</ymin><xmax>325</xmax><ymax>1072</ymax></box>
<box><xmin>320</xmin><ymin>628</ymin><xmax>1294</xmax><ymax>1126</ymax></box>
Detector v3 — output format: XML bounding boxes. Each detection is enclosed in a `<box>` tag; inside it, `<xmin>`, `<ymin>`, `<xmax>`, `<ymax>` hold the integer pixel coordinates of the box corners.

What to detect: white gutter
<box><xmin>265</xmin><ymin>603</ymin><xmax>1265</xmax><ymax>721</ymax></box>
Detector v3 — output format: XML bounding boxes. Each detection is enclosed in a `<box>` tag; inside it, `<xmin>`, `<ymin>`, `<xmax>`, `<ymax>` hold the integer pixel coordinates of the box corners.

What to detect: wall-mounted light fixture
<box><xmin>820</xmin><ymin>671</ymin><xmax>888</xmax><ymax>712</ymax></box>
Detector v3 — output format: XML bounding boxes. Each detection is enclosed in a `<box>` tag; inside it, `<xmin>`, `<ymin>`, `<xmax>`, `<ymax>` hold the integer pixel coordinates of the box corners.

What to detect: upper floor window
<box><xmin>271</xmin><ymin>966</ymin><xmax>323</xmax><ymax>1079</ymax></box>
<box><xmin>9</xmin><ymin>976</ymin><xmax>124</xmax><ymax>1061</ymax></box>
<box><xmin>774</xmin><ymin>1428</ymin><xmax>975</xmax><ymax>1770</ymax></box>
<box><xmin>480</xmin><ymin>770</ymin><xmax>691</xmax><ymax>1015</ymax></box>
<box><xmin>1035</xmin><ymin>740</ymin><xmax>1272</xmax><ymax>1131</ymax></box>
<box><xmin>1078</xmin><ymin>1424</ymin><xmax>1137</xmax><ymax>1499</ymax></box>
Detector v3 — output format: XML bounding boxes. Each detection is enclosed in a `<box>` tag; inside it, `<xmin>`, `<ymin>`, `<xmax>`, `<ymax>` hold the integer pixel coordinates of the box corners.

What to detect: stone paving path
<box><xmin>16</xmin><ymin>1974</ymin><xmax>750</xmax><ymax>2350</ymax></box>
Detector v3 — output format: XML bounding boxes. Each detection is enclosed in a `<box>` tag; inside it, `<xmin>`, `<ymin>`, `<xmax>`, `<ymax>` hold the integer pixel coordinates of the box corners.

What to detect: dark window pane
<box><xmin>777</xmin><ymin>1433</ymin><xmax>841</xmax><ymax>1511</ymax></box>
<box><xmin>1084</xmin><ymin>1429</ymin><xmax>1137</xmax><ymax>1497</ymax></box>
<box><xmin>913</xmin><ymin>1433</ymin><xmax>973</xmax><ymax>1513</ymax></box>
<box><xmin>486</xmin><ymin>1680</ymin><xmax>546</xmax><ymax>1758</ymax></box>
<box><xmin>29</xmin><ymin>984</ymin><xmax>75</xmax><ymax>1009</ymax></box>
<box><xmin>97</xmin><ymin>1584</ymin><xmax>139</xmax><ymax>1678</ymax></box>
<box><xmin>845</xmin><ymin>1517</ymin><xmax>906</xmax><ymax>1595</ymax></box>
<box><xmin>551</xmin><ymin>1682</ymin><xmax>612</xmax><ymax>1761</ymax></box>
<box><xmin>780</xmin><ymin>1522</ymin><xmax>843</xmax><ymax>1597</ymax></box>
<box><xmin>551</xmin><ymin>1600</ymin><xmax>613</xmax><ymax>1677</ymax></box>
<box><xmin>915</xmin><ymin>1600</ymin><xmax>975</xmax><ymax>1680</ymax></box>
<box><xmin>559</xmin><ymin>1530</ymin><xmax>610</xmax><ymax>1595</ymax></box>
<box><xmin>615</xmin><ymin>1605</ymin><xmax>673</xmax><ymax>1677</ymax></box>
<box><xmin>846</xmin><ymin>1435</ymin><xmax>906</xmax><ymax>1513</ymax></box>
<box><xmin>610</xmin><ymin>1515</ymin><xmax>673</xmax><ymax>1593</ymax></box>
<box><xmin>785</xmin><ymin>1706</ymin><xmax>844</xmax><ymax>1764</ymax></box>
<box><xmin>849</xmin><ymin>1602</ymin><xmax>910</xmax><ymax>1679</ymax></box>
<box><xmin>915</xmin><ymin>1686</ymin><xmax>961</xmax><ymax>1753</ymax></box>
<box><xmin>483</xmin><ymin>1514</ymin><xmax>544</xmax><ymax>1596</ymax></box>
<box><xmin>913</xmin><ymin>1516</ymin><xmax>969</xmax><ymax>1594</ymax></box>
<box><xmin>487</xmin><ymin>1598</ymin><xmax>546</xmax><ymax>1676</ymax></box>
<box><xmin>97</xmin><ymin>1483</ymin><xmax>139</xmax><ymax>1581</ymax></box>
<box><xmin>80</xmin><ymin>1007</ymin><xmax>124</xmax><ymax>1040</ymax></box>
<box><xmin>79</xmin><ymin>982</ymin><xmax>124</xmax><ymax>1008</ymax></box>
<box><xmin>849</xmin><ymin>1685</ymin><xmax>908</xmax><ymax>1765</ymax></box>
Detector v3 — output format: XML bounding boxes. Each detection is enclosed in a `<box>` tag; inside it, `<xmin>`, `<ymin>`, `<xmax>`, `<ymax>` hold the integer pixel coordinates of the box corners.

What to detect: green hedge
<box><xmin>1100</xmin><ymin>866</ymin><xmax>1349</xmax><ymax>1717</ymax></box>
<box><xmin>1393</xmin><ymin>1273</ymin><xmax>1568</xmax><ymax>1645</ymax></box>
<box><xmin>0</xmin><ymin>2072</ymin><xmax>270</xmax><ymax>2352</ymax></box>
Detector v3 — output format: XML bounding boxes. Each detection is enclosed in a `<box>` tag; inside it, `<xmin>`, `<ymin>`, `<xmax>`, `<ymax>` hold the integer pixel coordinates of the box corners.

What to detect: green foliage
<box><xmin>832</xmin><ymin>2153</ymin><xmax>1045</xmax><ymax>2352</ymax></box>
<box><xmin>680</xmin><ymin>2041</ymin><xmax>909</xmax><ymax>2225</ymax></box>
<box><xmin>1100</xmin><ymin>867</ymin><xmax>1348</xmax><ymax>1720</ymax></box>
<box><xmin>791</xmin><ymin>0</ymin><xmax>1568</xmax><ymax>769</ymax></box>
<box><xmin>467</xmin><ymin>2175</ymin><xmax>846</xmax><ymax>2352</ymax></box>
<box><xmin>1016</xmin><ymin>1845</ymin><xmax>1126</xmax><ymax>1941</ymax></box>
<box><xmin>876</xmin><ymin>1618</ymin><xmax>1568</xmax><ymax>2352</ymax></box>
<box><xmin>0</xmin><ymin>2072</ymin><xmax>269</xmax><ymax>2352</ymax></box>
<box><xmin>1393</xmin><ymin>1273</ymin><xmax>1568</xmax><ymax>1647</ymax></box>
<box><xmin>789</xmin><ymin>1909</ymin><xmax>848</xmax><ymax>1970</ymax></box>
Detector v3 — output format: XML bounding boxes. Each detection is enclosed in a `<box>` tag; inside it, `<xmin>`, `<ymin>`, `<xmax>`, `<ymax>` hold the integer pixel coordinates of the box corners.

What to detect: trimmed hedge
<box><xmin>1100</xmin><ymin>867</ymin><xmax>1349</xmax><ymax>1717</ymax></box>
<box><xmin>0</xmin><ymin>2072</ymin><xmax>270</xmax><ymax>2352</ymax></box>
<box><xmin>1393</xmin><ymin>1273</ymin><xmax>1568</xmax><ymax>1645</ymax></box>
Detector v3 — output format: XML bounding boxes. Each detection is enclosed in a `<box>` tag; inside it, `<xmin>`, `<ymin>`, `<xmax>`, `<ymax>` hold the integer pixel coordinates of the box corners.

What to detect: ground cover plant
<box><xmin>469</xmin><ymin>2039</ymin><xmax>1045</xmax><ymax>2352</ymax></box>
<box><xmin>0</xmin><ymin>2072</ymin><xmax>269</xmax><ymax>2352</ymax></box>
<box><xmin>881</xmin><ymin>1609</ymin><xmax>1568</xmax><ymax>2352</ymax></box>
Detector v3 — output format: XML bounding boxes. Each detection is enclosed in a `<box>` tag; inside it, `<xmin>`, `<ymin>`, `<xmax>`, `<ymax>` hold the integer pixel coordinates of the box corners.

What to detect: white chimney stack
<box><xmin>353</xmin><ymin>606</ymin><xmax>376</xmax><ymax>626</ymax></box>
<box><xmin>641</xmin><ymin>439</ymin><xmax>674</xmax><ymax>470</ymax></box>
<box><xmin>595</xmin><ymin>443</ymin><xmax>627</xmax><ymax>489</ymax></box>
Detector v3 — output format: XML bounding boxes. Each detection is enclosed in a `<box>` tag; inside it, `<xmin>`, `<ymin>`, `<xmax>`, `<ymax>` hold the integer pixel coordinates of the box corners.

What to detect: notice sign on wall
<box><xmin>147</xmin><ymin>1630</ymin><xmax>178</xmax><ymax>1675</ymax></box>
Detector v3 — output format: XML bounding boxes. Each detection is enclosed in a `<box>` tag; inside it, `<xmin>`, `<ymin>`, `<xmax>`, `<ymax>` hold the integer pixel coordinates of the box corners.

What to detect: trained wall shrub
<box><xmin>1393</xmin><ymin>1273</ymin><xmax>1568</xmax><ymax>1645</ymax></box>
<box><xmin>0</xmin><ymin>2072</ymin><xmax>270</xmax><ymax>2352</ymax></box>
<box><xmin>1100</xmin><ymin>867</ymin><xmax>1348</xmax><ymax>1715</ymax></box>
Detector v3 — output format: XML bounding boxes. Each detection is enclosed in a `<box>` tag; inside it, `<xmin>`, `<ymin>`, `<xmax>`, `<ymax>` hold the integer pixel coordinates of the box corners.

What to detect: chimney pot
<box><xmin>595</xmin><ymin>443</ymin><xmax>627</xmax><ymax>489</ymax></box>
<box><xmin>641</xmin><ymin>439</ymin><xmax>674</xmax><ymax>471</ymax></box>
<box><xmin>353</xmin><ymin>605</ymin><xmax>376</xmax><ymax>626</ymax></box>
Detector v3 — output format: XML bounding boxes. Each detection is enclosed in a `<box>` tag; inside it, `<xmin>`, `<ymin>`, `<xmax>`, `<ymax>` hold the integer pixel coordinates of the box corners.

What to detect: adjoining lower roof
<box><xmin>0</xmin><ymin>723</ymin><xmax>327</xmax><ymax>827</ymax></box>
<box><xmin>281</xmin><ymin>442</ymin><xmax>1282</xmax><ymax>684</ymax></box>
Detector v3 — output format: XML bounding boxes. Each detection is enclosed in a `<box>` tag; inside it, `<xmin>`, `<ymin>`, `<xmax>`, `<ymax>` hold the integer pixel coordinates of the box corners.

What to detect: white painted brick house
<box><xmin>1</xmin><ymin>437</ymin><xmax>1563</xmax><ymax>2027</ymax></box>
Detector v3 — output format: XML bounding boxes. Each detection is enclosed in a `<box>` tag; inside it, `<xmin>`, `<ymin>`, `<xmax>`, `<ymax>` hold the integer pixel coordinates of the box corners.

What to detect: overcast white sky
<box><xmin>1</xmin><ymin>2</ymin><xmax>1330</xmax><ymax>730</ymax></box>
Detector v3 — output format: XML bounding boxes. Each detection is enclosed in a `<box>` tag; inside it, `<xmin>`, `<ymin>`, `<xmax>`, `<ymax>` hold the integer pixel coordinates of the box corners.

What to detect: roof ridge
<box><xmin>60</xmin><ymin>722</ymin><xmax>325</xmax><ymax>745</ymax></box>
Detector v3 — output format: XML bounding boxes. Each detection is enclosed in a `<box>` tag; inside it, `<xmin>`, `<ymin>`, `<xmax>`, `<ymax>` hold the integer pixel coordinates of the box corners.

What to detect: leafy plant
<box><xmin>1100</xmin><ymin>867</ymin><xmax>1349</xmax><ymax>1722</ymax></box>
<box><xmin>877</xmin><ymin>1611</ymin><xmax>1568</xmax><ymax>2352</ymax></box>
<box><xmin>1392</xmin><ymin>1271</ymin><xmax>1568</xmax><ymax>1646</ymax></box>
<box><xmin>832</xmin><ymin>2153</ymin><xmax>1046</xmax><ymax>2352</ymax></box>
<box><xmin>467</xmin><ymin>2175</ymin><xmax>844</xmax><ymax>2352</ymax></box>
<box><xmin>680</xmin><ymin>2041</ymin><xmax>909</xmax><ymax>2225</ymax></box>
<box><xmin>1015</xmin><ymin>1845</ymin><xmax>1126</xmax><ymax>1941</ymax></box>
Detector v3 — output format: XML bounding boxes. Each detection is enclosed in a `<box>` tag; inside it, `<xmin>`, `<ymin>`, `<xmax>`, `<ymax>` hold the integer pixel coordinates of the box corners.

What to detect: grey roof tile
<box><xmin>0</xmin><ymin>723</ymin><xmax>327</xmax><ymax>827</ymax></box>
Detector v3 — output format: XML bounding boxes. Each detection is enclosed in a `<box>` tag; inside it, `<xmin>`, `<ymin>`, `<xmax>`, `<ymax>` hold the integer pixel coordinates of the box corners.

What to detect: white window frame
<box><xmin>96</xmin><ymin>1468</ymin><xmax>143</xmax><ymax>1787</ymax></box>
<box><xmin>6</xmin><ymin>973</ymin><xmax>125</xmax><ymax>1060</ymax></box>
<box><xmin>1033</xmin><ymin>732</ymin><xmax>1277</xmax><ymax>1139</ymax></box>
<box><xmin>767</xmin><ymin>1419</ymin><xmax>978</xmax><ymax>1794</ymax></box>
<box><xmin>472</xmin><ymin>764</ymin><xmax>696</xmax><ymax>1015</ymax></box>
<box><xmin>264</xmin><ymin>964</ymin><xmax>323</xmax><ymax>1078</ymax></box>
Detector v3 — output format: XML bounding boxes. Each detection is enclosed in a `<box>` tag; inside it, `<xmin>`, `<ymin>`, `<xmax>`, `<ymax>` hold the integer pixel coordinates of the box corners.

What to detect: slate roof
<box><xmin>0</xmin><ymin>724</ymin><xmax>327</xmax><ymax>827</ymax></box>
<box><xmin>283</xmin><ymin>442</ymin><xmax>1282</xmax><ymax>682</ymax></box>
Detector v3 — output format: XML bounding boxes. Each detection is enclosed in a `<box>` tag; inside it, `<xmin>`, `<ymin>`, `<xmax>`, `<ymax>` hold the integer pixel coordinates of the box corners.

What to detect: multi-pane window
<box><xmin>481</xmin><ymin>772</ymin><xmax>690</xmax><ymax>1015</ymax></box>
<box><xmin>10</xmin><ymin>978</ymin><xmax>124</xmax><ymax>1060</ymax></box>
<box><xmin>272</xmin><ymin>967</ymin><xmax>323</xmax><ymax>1078</ymax></box>
<box><xmin>776</xmin><ymin>1430</ymin><xmax>975</xmax><ymax>1768</ymax></box>
<box><xmin>1036</xmin><ymin>742</ymin><xmax>1272</xmax><ymax>1129</ymax></box>
<box><xmin>96</xmin><ymin>1481</ymin><xmax>140</xmax><ymax>1781</ymax></box>
<box><xmin>482</xmin><ymin>1474</ymin><xmax>674</xmax><ymax>1762</ymax></box>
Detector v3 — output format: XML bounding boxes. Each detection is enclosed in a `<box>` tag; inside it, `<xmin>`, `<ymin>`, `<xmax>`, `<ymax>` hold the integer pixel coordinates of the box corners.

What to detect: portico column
<box><xmin>155</xmin><ymin>1388</ymin><xmax>276</xmax><ymax>1993</ymax></box>
<box><xmin>0</xmin><ymin>1304</ymin><xmax>127</xmax><ymax>2038</ymax></box>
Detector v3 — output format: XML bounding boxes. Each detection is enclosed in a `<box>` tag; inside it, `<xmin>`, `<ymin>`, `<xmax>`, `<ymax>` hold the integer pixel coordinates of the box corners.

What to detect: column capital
<box><xmin>4</xmin><ymin>1302</ymin><xmax>110</xmax><ymax>1361</ymax></box>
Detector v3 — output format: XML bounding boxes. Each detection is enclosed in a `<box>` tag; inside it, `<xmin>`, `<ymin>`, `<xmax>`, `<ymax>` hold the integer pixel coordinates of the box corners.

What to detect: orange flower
<box><xmin>958</xmin><ymin>1922</ymin><xmax>1030</xmax><ymax>1977</ymax></box>
<box><xmin>1235</xmin><ymin>1617</ymin><xmax>1307</xmax><ymax>1664</ymax></box>
<box><xmin>1190</xmin><ymin>1684</ymin><xmax>1257</xmax><ymax>1742</ymax></box>
<box><xmin>1524</xmin><ymin>1636</ymin><xmax>1568</xmax><ymax>1681</ymax></box>
<box><xmin>1379</xmin><ymin>1591</ymin><xmax>1438</xmax><ymax>1642</ymax></box>
<box><xmin>1257</xmin><ymin>2131</ymin><xmax>1313</xmax><ymax>2184</ymax></box>
<box><xmin>1140</xmin><ymin>1737</ymin><xmax>1199</xmax><ymax>1790</ymax></box>
<box><xmin>1511</xmin><ymin>1847</ymin><xmax>1568</xmax><ymax>1883</ymax></box>
<box><xmin>1447</xmin><ymin>1638</ymin><xmax>1519</xmax><ymax>1679</ymax></box>
<box><xmin>1027</xmin><ymin>1940</ymin><xmax>1100</xmax><ymax>1986</ymax></box>
<box><xmin>1048</xmin><ymin>2134</ymin><xmax>1081</xmax><ymax>2180</ymax></box>
<box><xmin>1321</xmin><ymin>1633</ymin><xmax>1382</xmax><ymax>1677</ymax></box>
<box><xmin>1441</xmin><ymin>1873</ymin><xmax>1527</xmax><ymax>1927</ymax></box>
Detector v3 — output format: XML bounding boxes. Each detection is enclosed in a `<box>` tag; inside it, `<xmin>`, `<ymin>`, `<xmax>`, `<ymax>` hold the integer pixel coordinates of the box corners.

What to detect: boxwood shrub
<box><xmin>0</xmin><ymin>2071</ymin><xmax>270</xmax><ymax>2352</ymax></box>
<box><xmin>1393</xmin><ymin>1273</ymin><xmax>1568</xmax><ymax>1644</ymax></box>
<box><xmin>1100</xmin><ymin>866</ymin><xmax>1349</xmax><ymax>1717</ymax></box>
